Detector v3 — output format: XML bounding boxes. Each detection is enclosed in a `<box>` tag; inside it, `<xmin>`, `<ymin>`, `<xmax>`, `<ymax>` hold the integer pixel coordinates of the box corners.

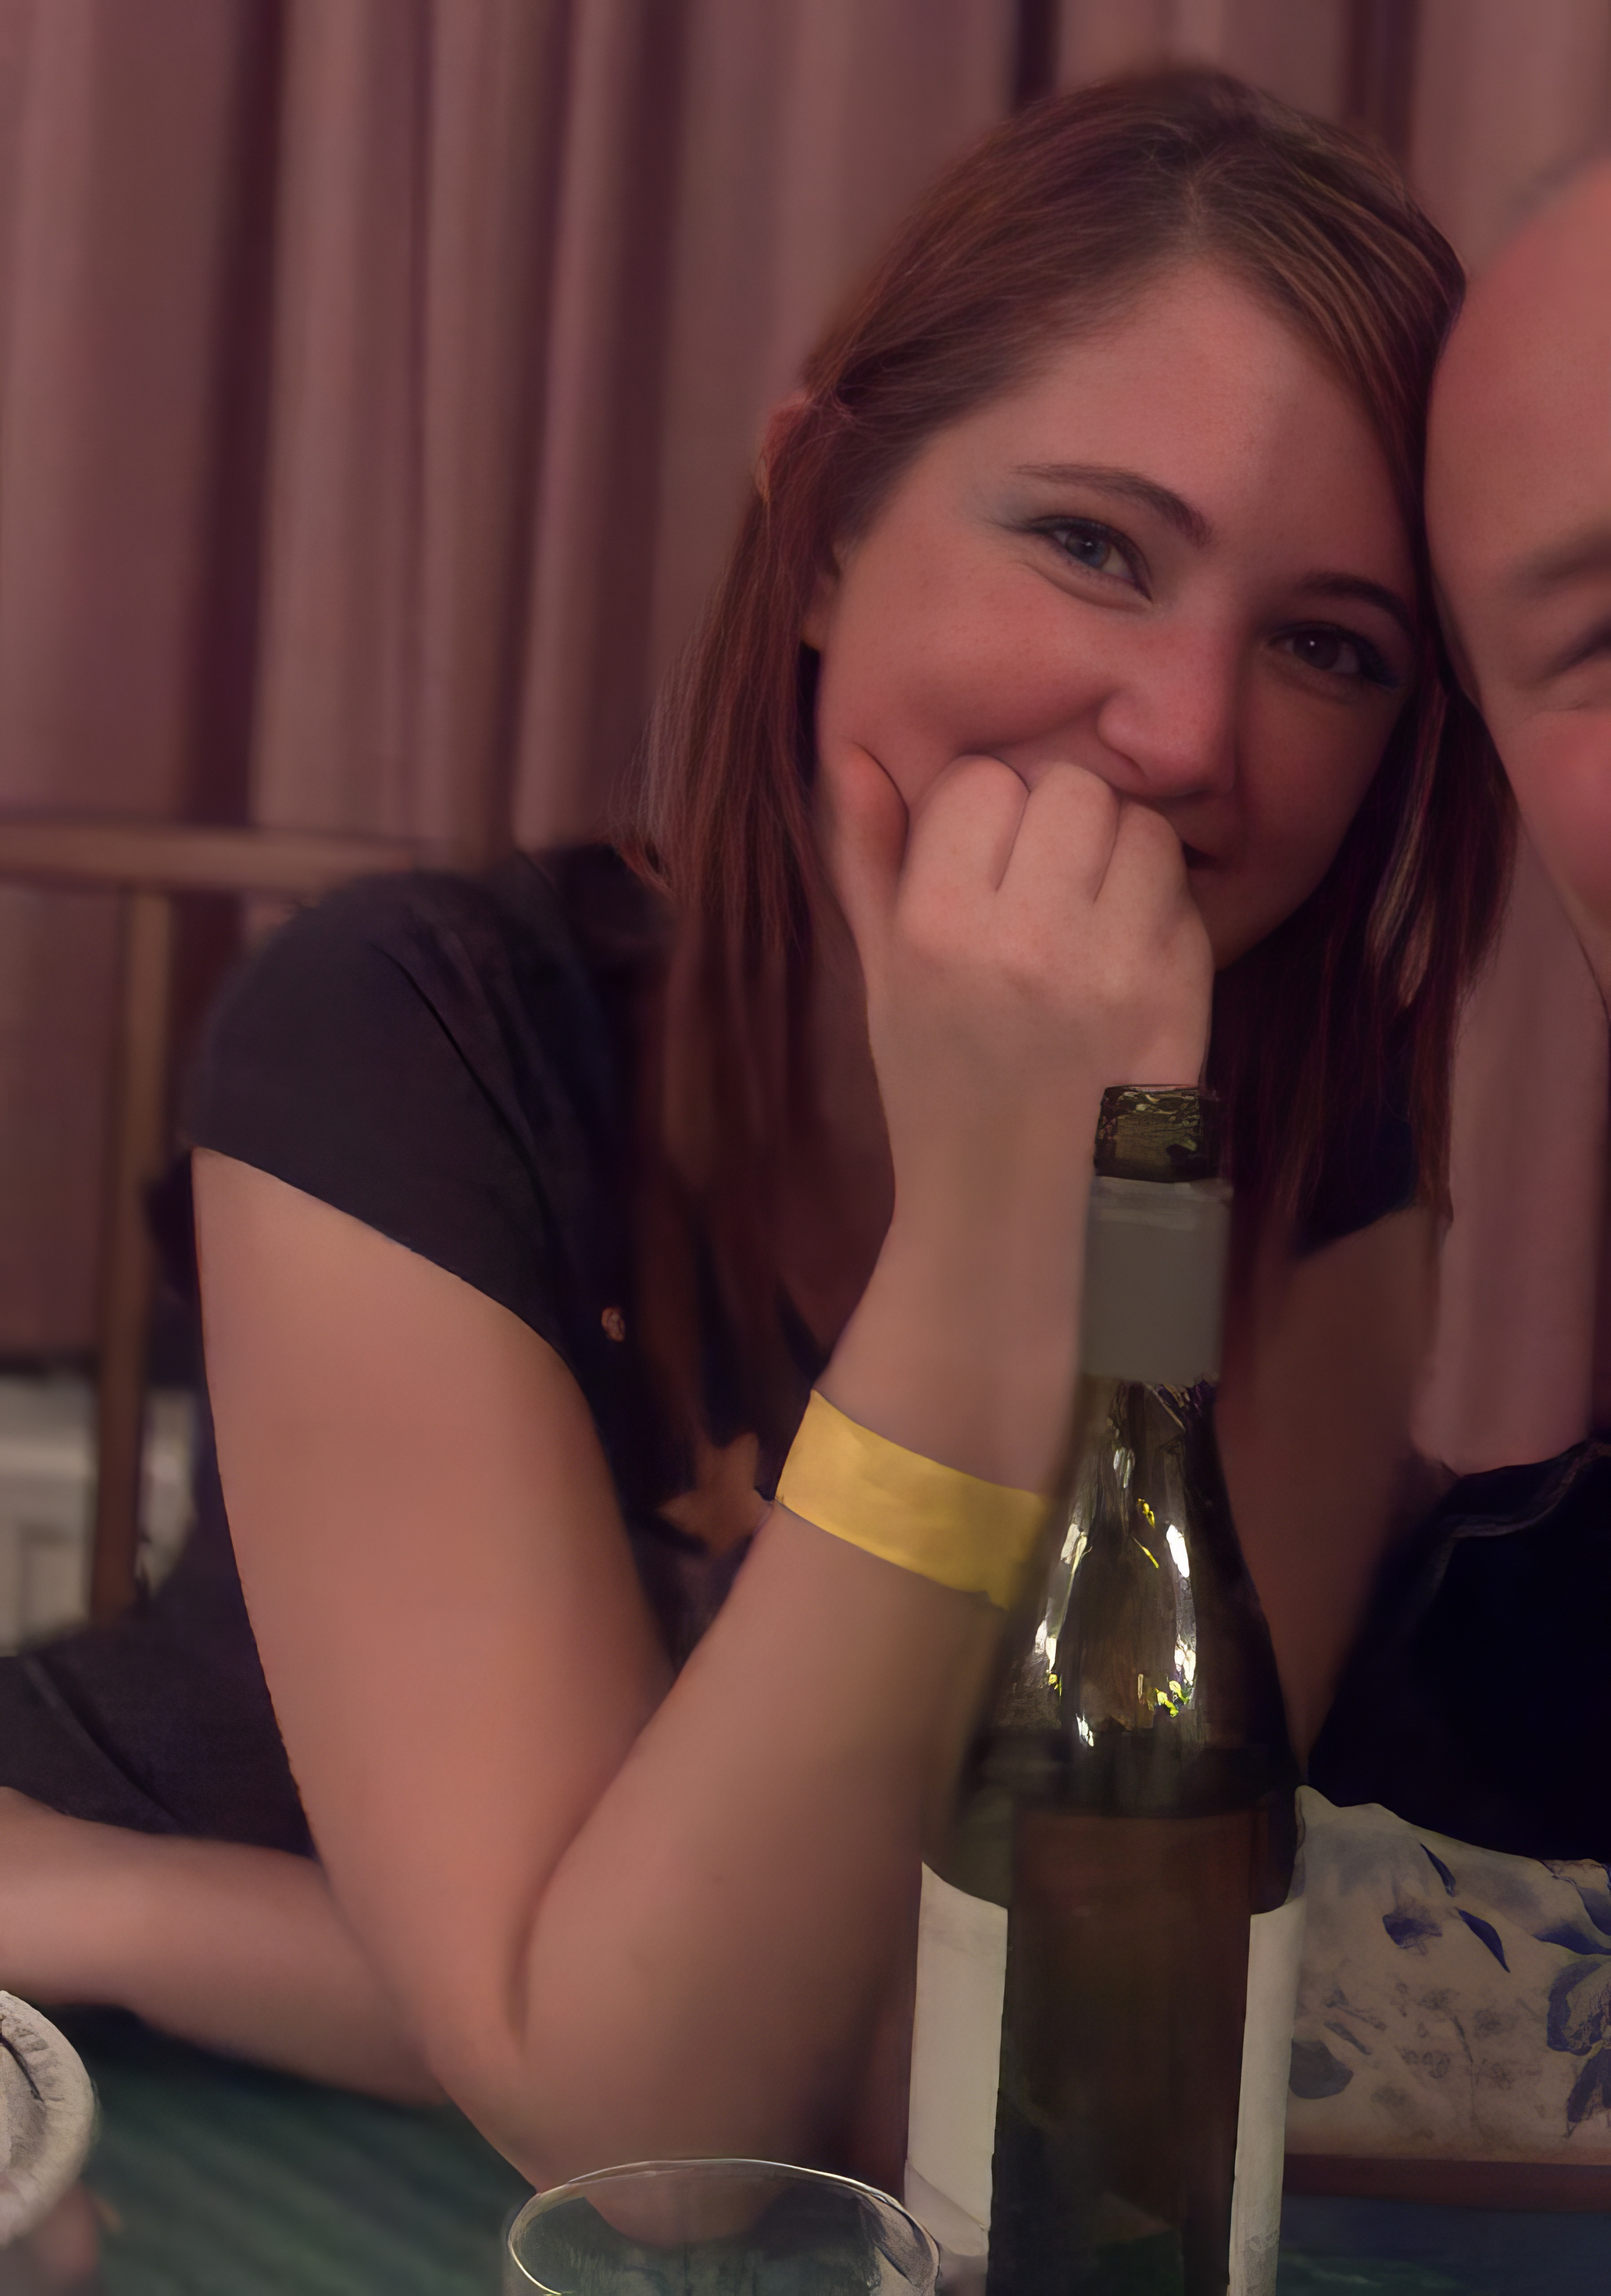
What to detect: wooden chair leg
<box><xmin>91</xmin><ymin>889</ymin><xmax>175</xmax><ymax>1623</ymax></box>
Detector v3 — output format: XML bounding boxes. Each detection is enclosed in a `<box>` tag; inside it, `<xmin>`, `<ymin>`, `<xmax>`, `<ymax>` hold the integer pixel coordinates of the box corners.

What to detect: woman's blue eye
<box><xmin>1281</xmin><ymin>627</ymin><xmax>1394</xmax><ymax>687</ymax></box>
<box><xmin>1047</xmin><ymin>522</ymin><xmax>1133</xmax><ymax>581</ymax></box>
<box><xmin>1067</xmin><ymin>529</ymin><xmax>1115</xmax><ymax>572</ymax></box>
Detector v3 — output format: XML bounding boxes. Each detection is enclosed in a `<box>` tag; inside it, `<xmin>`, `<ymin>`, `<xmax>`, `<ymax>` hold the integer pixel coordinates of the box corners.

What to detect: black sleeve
<box><xmin>185</xmin><ymin>866</ymin><xmax>627</xmax><ymax>1373</ymax></box>
<box><xmin>1309</xmin><ymin>1440</ymin><xmax>1611</xmax><ymax>1862</ymax></box>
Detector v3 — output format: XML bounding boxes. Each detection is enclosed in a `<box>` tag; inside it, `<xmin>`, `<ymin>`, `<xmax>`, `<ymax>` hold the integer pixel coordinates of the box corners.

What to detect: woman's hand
<box><xmin>824</xmin><ymin>741</ymin><xmax>1212</xmax><ymax>1192</ymax></box>
<box><xmin>817</xmin><ymin>742</ymin><xmax>1212</xmax><ymax>1488</ymax></box>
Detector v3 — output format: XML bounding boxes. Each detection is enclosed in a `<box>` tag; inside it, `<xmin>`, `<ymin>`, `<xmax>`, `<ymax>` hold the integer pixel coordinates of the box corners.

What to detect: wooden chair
<box><xmin>0</xmin><ymin>817</ymin><xmax>463</xmax><ymax>1623</ymax></box>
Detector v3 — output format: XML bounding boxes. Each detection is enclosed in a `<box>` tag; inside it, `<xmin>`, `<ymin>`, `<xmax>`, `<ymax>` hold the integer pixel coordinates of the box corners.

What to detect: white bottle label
<box><xmin>904</xmin><ymin>1863</ymin><xmax>1008</xmax><ymax>2251</ymax></box>
<box><xmin>1229</xmin><ymin>1892</ymin><xmax>1308</xmax><ymax>2296</ymax></box>
<box><xmin>904</xmin><ymin>1863</ymin><xmax>1305</xmax><ymax>2285</ymax></box>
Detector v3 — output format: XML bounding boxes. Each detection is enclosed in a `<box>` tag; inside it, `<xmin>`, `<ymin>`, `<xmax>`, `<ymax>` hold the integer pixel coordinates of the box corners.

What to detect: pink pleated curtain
<box><xmin>0</xmin><ymin>0</ymin><xmax>1606</xmax><ymax>1479</ymax></box>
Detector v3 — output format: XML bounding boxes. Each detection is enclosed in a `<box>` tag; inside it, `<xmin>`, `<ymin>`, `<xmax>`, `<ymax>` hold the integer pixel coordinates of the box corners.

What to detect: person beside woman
<box><xmin>1271</xmin><ymin>157</ymin><xmax>1611</xmax><ymax>2178</ymax></box>
<box><xmin>0</xmin><ymin>70</ymin><xmax>1507</xmax><ymax>2191</ymax></box>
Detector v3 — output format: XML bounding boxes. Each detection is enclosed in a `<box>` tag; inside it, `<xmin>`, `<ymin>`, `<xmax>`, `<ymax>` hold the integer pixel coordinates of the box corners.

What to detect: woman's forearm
<box><xmin>502</xmin><ymin>1506</ymin><xmax>999</xmax><ymax>2185</ymax></box>
<box><xmin>426</xmin><ymin>1223</ymin><xmax>1063</xmax><ymax>2181</ymax></box>
<box><xmin>1</xmin><ymin>1797</ymin><xmax>440</xmax><ymax>2103</ymax></box>
<box><xmin>345</xmin><ymin>1187</ymin><xmax>1088</xmax><ymax>2175</ymax></box>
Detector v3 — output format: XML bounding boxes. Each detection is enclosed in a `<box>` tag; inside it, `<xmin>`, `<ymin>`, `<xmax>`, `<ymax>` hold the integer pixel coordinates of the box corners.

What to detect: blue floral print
<box><xmin>1287</xmin><ymin>1792</ymin><xmax>1611</xmax><ymax>2161</ymax></box>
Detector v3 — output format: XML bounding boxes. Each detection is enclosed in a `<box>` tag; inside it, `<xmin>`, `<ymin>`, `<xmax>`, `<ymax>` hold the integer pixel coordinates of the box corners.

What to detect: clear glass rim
<box><xmin>505</xmin><ymin>2155</ymin><xmax>940</xmax><ymax>2290</ymax></box>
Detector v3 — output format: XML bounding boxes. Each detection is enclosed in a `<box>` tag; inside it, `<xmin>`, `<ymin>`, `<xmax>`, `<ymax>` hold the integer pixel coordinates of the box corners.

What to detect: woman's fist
<box><xmin>821</xmin><ymin>740</ymin><xmax>1212</xmax><ymax>1205</ymax></box>
<box><xmin>815</xmin><ymin>739</ymin><xmax>1214</xmax><ymax>1486</ymax></box>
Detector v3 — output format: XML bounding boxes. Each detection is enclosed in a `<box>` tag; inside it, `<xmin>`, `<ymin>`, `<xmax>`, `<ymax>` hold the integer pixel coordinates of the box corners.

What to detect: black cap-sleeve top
<box><xmin>0</xmin><ymin>848</ymin><xmax>815</xmax><ymax>1854</ymax></box>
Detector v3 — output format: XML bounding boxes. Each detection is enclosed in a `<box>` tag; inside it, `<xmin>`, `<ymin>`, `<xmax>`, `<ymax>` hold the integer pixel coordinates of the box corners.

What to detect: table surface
<box><xmin>1279</xmin><ymin>2192</ymin><xmax>1610</xmax><ymax>2292</ymax></box>
<box><xmin>28</xmin><ymin>2011</ymin><xmax>1611</xmax><ymax>2294</ymax></box>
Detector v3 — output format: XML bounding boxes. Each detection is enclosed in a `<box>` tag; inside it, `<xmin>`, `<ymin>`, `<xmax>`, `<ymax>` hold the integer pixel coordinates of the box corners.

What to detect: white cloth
<box><xmin>1287</xmin><ymin>1789</ymin><xmax>1611</xmax><ymax>2162</ymax></box>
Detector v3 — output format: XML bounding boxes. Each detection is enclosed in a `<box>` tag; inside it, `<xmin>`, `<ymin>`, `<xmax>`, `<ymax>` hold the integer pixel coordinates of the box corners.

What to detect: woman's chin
<box><xmin>1186</xmin><ymin>871</ymin><xmax>1249</xmax><ymax>971</ymax></box>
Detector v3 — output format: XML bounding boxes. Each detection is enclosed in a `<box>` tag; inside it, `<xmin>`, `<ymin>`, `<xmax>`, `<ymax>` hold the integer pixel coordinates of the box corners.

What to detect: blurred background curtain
<box><xmin>0</xmin><ymin>0</ymin><xmax>1015</xmax><ymax>1351</ymax></box>
<box><xmin>0</xmin><ymin>0</ymin><xmax>1607</xmax><ymax>1473</ymax></box>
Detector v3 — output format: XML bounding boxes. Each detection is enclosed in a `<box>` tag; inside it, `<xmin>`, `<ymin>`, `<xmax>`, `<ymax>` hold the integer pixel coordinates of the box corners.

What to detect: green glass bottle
<box><xmin>906</xmin><ymin>1089</ymin><xmax>1298</xmax><ymax>2296</ymax></box>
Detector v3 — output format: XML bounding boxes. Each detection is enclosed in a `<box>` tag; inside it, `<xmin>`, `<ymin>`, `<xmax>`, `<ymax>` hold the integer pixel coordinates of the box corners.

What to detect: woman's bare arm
<box><xmin>1216</xmin><ymin>1205</ymin><xmax>1441</xmax><ymax>1758</ymax></box>
<box><xmin>0</xmin><ymin>1214</ymin><xmax>1427</xmax><ymax>2169</ymax></box>
<box><xmin>190</xmin><ymin>1151</ymin><xmax>1002</xmax><ymax>2188</ymax></box>
<box><xmin>0</xmin><ymin>1788</ymin><xmax>440</xmax><ymax>2101</ymax></box>
<box><xmin>0</xmin><ymin>1210</ymin><xmax>1406</xmax><ymax>2125</ymax></box>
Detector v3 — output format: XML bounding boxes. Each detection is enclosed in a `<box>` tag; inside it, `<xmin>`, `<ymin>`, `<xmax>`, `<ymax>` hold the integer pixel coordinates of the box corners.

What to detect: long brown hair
<box><xmin>627</xmin><ymin>68</ymin><xmax>1512</xmax><ymax>1454</ymax></box>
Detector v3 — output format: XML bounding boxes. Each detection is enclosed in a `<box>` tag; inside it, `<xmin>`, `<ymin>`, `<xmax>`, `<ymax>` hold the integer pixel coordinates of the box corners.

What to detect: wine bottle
<box><xmin>905</xmin><ymin>1087</ymin><xmax>1299</xmax><ymax>2296</ymax></box>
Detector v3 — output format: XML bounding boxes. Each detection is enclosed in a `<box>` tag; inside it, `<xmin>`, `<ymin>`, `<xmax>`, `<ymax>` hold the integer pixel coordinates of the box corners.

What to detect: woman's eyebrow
<box><xmin>1012</xmin><ymin>462</ymin><xmax>1213</xmax><ymax>549</ymax></box>
<box><xmin>1293</xmin><ymin>572</ymin><xmax>1415</xmax><ymax>642</ymax></box>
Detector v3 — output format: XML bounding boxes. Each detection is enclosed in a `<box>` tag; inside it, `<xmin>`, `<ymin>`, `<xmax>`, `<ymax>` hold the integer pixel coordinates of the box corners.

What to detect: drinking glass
<box><xmin>505</xmin><ymin>2157</ymin><xmax>940</xmax><ymax>2295</ymax></box>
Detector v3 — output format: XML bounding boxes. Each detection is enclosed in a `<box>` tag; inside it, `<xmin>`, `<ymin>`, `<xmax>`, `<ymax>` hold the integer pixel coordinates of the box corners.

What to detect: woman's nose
<box><xmin>1092</xmin><ymin>629</ymin><xmax>1239</xmax><ymax>803</ymax></box>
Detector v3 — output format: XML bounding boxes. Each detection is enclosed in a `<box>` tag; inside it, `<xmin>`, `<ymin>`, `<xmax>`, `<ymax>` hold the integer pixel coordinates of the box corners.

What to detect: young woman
<box><xmin>0</xmin><ymin>72</ymin><xmax>1508</xmax><ymax>2192</ymax></box>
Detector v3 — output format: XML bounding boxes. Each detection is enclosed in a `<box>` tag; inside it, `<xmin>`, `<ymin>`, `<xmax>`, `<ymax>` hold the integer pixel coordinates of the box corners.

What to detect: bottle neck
<box><xmin>1080</xmin><ymin>1174</ymin><xmax>1230</xmax><ymax>1388</ymax></box>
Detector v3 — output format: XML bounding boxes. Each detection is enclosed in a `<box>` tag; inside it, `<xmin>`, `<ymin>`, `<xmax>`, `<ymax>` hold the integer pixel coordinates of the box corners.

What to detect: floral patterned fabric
<box><xmin>1287</xmin><ymin>1789</ymin><xmax>1611</xmax><ymax>2160</ymax></box>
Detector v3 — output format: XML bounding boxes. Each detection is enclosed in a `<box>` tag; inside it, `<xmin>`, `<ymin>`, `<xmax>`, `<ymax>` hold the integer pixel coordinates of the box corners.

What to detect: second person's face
<box><xmin>807</xmin><ymin>262</ymin><xmax>1417</xmax><ymax>968</ymax></box>
<box><xmin>1427</xmin><ymin>166</ymin><xmax>1611</xmax><ymax>997</ymax></box>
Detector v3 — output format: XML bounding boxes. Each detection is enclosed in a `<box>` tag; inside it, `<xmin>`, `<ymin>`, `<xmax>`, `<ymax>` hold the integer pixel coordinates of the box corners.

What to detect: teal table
<box><xmin>1278</xmin><ymin>2193</ymin><xmax>1611</xmax><ymax>2293</ymax></box>
<box><xmin>43</xmin><ymin>2014</ymin><xmax>1611</xmax><ymax>2294</ymax></box>
<box><xmin>57</xmin><ymin>2010</ymin><xmax>531</xmax><ymax>2294</ymax></box>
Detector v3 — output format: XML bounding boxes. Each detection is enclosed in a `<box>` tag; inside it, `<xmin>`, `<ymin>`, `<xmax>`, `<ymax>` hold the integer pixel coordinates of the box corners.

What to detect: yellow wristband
<box><xmin>774</xmin><ymin>1390</ymin><xmax>1045</xmax><ymax>1609</ymax></box>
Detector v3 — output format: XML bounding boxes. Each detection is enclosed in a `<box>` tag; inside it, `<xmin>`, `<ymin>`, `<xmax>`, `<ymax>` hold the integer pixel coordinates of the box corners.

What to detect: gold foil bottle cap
<box><xmin>1094</xmin><ymin>1086</ymin><xmax>1222</xmax><ymax>1184</ymax></box>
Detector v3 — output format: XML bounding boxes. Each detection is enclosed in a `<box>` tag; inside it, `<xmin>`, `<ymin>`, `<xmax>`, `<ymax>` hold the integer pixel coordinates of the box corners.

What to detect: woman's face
<box><xmin>806</xmin><ymin>262</ymin><xmax>1417</xmax><ymax>967</ymax></box>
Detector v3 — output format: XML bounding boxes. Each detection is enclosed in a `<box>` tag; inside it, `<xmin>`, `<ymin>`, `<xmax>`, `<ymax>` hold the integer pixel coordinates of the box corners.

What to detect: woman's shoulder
<box><xmin>186</xmin><ymin>843</ymin><xmax>670</xmax><ymax>1356</ymax></box>
<box><xmin>198</xmin><ymin>843</ymin><xmax>664</xmax><ymax>1051</ymax></box>
<box><xmin>192</xmin><ymin>841</ymin><xmax>667</xmax><ymax>1119</ymax></box>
